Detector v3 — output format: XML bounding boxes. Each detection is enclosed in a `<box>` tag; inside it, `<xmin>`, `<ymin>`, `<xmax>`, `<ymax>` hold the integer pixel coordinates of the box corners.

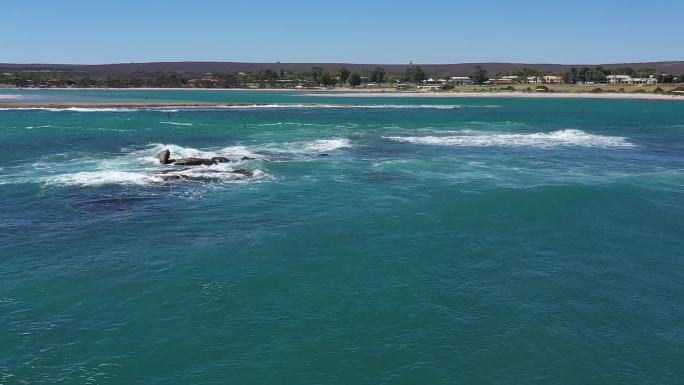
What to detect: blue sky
<box><xmin>1</xmin><ymin>0</ymin><xmax>682</xmax><ymax>64</ymax></box>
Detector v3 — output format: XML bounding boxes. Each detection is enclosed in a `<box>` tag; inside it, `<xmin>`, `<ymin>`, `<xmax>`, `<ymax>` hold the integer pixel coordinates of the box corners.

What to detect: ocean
<box><xmin>1</xmin><ymin>89</ymin><xmax>683</xmax><ymax>384</ymax></box>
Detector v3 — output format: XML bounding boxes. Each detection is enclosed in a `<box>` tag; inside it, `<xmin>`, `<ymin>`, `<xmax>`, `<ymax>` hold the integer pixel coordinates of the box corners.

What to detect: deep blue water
<box><xmin>1</xmin><ymin>90</ymin><xmax>683</xmax><ymax>384</ymax></box>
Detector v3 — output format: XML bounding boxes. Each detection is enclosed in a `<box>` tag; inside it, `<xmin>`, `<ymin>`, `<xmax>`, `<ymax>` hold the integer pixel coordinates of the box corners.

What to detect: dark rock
<box><xmin>210</xmin><ymin>156</ymin><xmax>231</xmax><ymax>163</ymax></box>
<box><xmin>318</xmin><ymin>153</ymin><xmax>329</xmax><ymax>157</ymax></box>
<box><xmin>157</xmin><ymin>168</ymin><xmax>191</xmax><ymax>174</ymax></box>
<box><xmin>174</xmin><ymin>157</ymin><xmax>217</xmax><ymax>166</ymax></box>
<box><xmin>241</xmin><ymin>156</ymin><xmax>256</xmax><ymax>161</ymax></box>
<box><xmin>232</xmin><ymin>169</ymin><xmax>254</xmax><ymax>177</ymax></box>
<box><xmin>159</xmin><ymin>174</ymin><xmax>186</xmax><ymax>181</ymax></box>
<box><xmin>155</xmin><ymin>149</ymin><xmax>174</xmax><ymax>164</ymax></box>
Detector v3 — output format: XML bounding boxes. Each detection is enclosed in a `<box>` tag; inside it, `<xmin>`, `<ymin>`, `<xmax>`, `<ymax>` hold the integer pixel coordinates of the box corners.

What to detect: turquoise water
<box><xmin>1</xmin><ymin>90</ymin><xmax>683</xmax><ymax>384</ymax></box>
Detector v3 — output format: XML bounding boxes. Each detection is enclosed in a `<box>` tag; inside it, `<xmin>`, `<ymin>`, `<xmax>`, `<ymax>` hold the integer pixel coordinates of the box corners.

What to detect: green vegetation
<box><xmin>338</xmin><ymin>68</ymin><xmax>350</xmax><ymax>84</ymax></box>
<box><xmin>369</xmin><ymin>67</ymin><xmax>386</xmax><ymax>83</ymax></box>
<box><xmin>404</xmin><ymin>65</ymin><xmax>426</xmax><ymax>84</ymax></box>
<box><xmin>348</xmin><ymin>73</ymin><xmax>362</xmax><ymax>87</ymax></box>
<box><xmin>470</xmin><ymin>66</ymin><xmax>489</xmax><ymax>85</ymax></box>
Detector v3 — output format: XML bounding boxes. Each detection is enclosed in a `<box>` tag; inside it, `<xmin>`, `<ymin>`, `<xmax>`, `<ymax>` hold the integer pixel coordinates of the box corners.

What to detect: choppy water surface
<box><xmin>1</xmin><ymin>90</ymin><xmax>683</xmax><ymax>385</ymax></box>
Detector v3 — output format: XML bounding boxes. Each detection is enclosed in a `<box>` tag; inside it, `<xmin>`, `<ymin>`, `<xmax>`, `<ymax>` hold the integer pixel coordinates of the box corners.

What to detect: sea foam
<box><xmin>384</xmin><ymin>129</ymin><xmax>635</xmax><ymax>148</ymax></box>
<box><xmin>45</xmin><ymin>171</ymin><xmax>163</xmax><ymax>186</ymax></box>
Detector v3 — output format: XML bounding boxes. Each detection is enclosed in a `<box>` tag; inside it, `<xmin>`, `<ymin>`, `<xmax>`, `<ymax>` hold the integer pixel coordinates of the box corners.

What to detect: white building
<box><xmin>450</xmin><ymin>76</ymin><xmax>473</xmax><ymax>85</ymax></box>
<box><xmin>417</xmin><ymin>84</ymin><xmax>443</xmax><ymax>91</ymax></box>
<box><xmin>543</xmin><ymin>76</ymin><xmax>564</xmax><ymax>84</ymax></box>
<box><xmin>607</xmin><ymin>75</ymin><xmax>658</xmax><ymax>85</ymax></box>
<box><xmin>607</xmin><ymin>75</ymin><xmax>632</xmax><ymax>84</ymax></box>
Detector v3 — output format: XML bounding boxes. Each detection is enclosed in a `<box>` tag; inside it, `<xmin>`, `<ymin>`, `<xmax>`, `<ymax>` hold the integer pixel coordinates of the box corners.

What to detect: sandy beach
<box><xmin>305</xmin><ymin>91</ymin><xmax>684</xmax><ymax>100</ymax></box>
<box><xmin>0</xmin><ymin>102</ymin><xmax>296</xmax><ymax>109</ymax></box>
<box><xmin>2</xmin><ymin>87</ymin><xmax>682</xmax><ymax>104</ymax></box>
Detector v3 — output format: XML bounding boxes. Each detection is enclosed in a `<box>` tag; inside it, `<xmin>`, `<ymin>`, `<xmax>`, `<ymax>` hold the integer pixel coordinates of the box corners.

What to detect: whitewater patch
<box><xmin>143</xmin><ymin>143</ymin><xmax>261</xmax><ymax>161</ymax></box>
<box><xmin>38</xmin><ymin>144</ymin><xmax>270</xmax><ymax>187</ymax></box>
<box><xmin>255</xmin><ymin>138</ymin><xmax>353</xmax><ymax>156</ymax></box>
<box><xmin>8</xmin><ymin>137</ymin><xmax>353</xmax><ymax>188</ymax></box>
<box><xmin>302</xmin><ymin>138</ymin><xmax>352</xmax><ymax>152</ymax></box>
<box><xmin>211</xmin><ymin>103</ymin><xmax>465</xmax><ymax>110</ymax></box>
<box><xmin>43</xmin><ymin>162</ymin><xmax>265</xmax><ymax>187</ymax></box>
<box><xmin>45</xmin><ymin>171</ymin><xmax>163</xmax><ymax>186</ymax></box>
<box><xmin>384</xmin><ymin>129</ymin><xmax>635</xmax><ymax>148</ymax></box>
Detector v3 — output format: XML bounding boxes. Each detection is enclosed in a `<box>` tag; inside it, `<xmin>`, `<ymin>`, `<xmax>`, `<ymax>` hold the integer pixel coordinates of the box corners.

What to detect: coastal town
<box><xmin>1</xmin><ymin>63</ymin><xmax>683</xmax><ymax>95</ymax></box>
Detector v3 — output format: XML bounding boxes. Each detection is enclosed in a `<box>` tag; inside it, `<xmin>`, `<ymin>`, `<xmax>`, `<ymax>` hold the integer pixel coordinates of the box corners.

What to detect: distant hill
<box><xmin>1</xmin><ymin>61</ymin><xmax>684</xmax><ymax>76</ymax></box>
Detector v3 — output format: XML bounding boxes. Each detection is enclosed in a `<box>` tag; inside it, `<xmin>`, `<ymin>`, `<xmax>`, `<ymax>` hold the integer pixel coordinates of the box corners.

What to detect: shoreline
<box><xmin>0</xmin><ymin>102</ymin><xmax>302</xmax><ymax>109</ymax></box>
<box><xmin>0</xmin><ymin>88</ymin><xmax>684</xmax><ymax>101</ymax></box>
<box><xmin>304</xmin><ymin>91</ymin><xmax>684</xmax><ymax>100</ymax></box>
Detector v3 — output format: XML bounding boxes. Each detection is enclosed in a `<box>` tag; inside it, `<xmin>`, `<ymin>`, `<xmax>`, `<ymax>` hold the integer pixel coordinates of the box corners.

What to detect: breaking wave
<box><xmin>46</xmin><ymin>171</ymin><xmax>163</xmax><ymax>186</ymax></box>
<box><xmin>33</xmin><ymin>137</ymin><xmax>351</xmax><ymax>187</ymax></box>
<box><xmin>384</xmin><ymin>129</ymin><xmax>635</xmax><ymax>148</ymax></box>
<box><xmin>300</xmin><ymin>138</ymin><xmax>352</xmax><ymax>152</ymax></box>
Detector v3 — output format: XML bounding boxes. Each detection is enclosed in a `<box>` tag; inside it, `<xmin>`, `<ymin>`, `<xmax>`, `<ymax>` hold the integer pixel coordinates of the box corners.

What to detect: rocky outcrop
<box><xmin>173</xmin><ymin>156</ymin><xmax>232</xmax><ymax>166</ymax></box>
<box><xmin>153</xmin><ymin>149</ymin><xmax>256</xmax><ymax>182</ymax></box>
<box><xmin>173</xmin><ymin>157</ymin><xmax>216</xmax><ymax>166</ymax></box>
<box><xmin>155</xmin><ymin>149</ymin><xmax>175</xmax><ymax>164</ymax></box>
<box><xmin>211</xmin><ymin>157</ymin><xmax>231</xmax><ymax>163</ymax></box>
<box><xmin>232</xmin><ymin>169</ymin><xmax>253</xmax><ymax>177</ymax></box>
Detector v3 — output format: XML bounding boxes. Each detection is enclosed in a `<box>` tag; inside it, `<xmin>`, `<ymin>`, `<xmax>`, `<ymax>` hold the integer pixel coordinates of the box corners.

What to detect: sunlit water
<box><xmin>1</xmin><ymin>90</ymin><xmax>683</xmax><ymax>384</ymax></box>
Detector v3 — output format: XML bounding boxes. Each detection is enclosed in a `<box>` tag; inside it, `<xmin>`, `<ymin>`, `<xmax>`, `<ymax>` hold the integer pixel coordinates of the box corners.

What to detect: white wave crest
<box><xmin>45</xmin><ymin>171</ymin><xmax>162</xmax><ymax>186</ymax></box>
<box><xmin>209</xmin><ymin>104</ymin><xmax>463</xmax><ymax>110</ymax></box>
<box><xmin>255</xmin><ymin>138</ymin><xmax>352</xmax><ymax>155</ymax></box>
<box><xmin>144</xmin><ymin>143</ymin><xmax>261</xmax><ymax>160</ymax></box>
<box><xmin>302</xmin><ymin>138</ymin><xmax>352</xmax><ymax>152</ymax></box>
<box><xmin>384</xmin><ymin>129</ymin><xmax>635</xmax><ymax>148</ymax></box>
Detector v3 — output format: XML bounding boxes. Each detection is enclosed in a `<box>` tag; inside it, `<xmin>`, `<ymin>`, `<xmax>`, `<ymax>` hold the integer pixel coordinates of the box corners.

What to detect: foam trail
<box><xmin>160</xmin><ymin>121</ymin><xmax>193</xmax><ymax>126</ymax></box>
<box><xmin>384</xmin><ymin>129</ymin><xmax>635</xmax><ymax>148</ymax></box>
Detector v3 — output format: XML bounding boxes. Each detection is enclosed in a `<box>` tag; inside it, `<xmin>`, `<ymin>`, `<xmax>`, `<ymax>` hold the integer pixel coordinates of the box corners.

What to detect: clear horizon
<box><xmin>1</xmin><ymin>0</ymin><xmax>683</xmax><ymax>64</ymax></box>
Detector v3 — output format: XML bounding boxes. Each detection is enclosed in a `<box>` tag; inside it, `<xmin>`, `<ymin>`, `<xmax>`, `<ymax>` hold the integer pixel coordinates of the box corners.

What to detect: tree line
<box><xmin>1</xmin><ymin>65</ymin><xmax>682</xmax><ymax>88</ymax></box>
